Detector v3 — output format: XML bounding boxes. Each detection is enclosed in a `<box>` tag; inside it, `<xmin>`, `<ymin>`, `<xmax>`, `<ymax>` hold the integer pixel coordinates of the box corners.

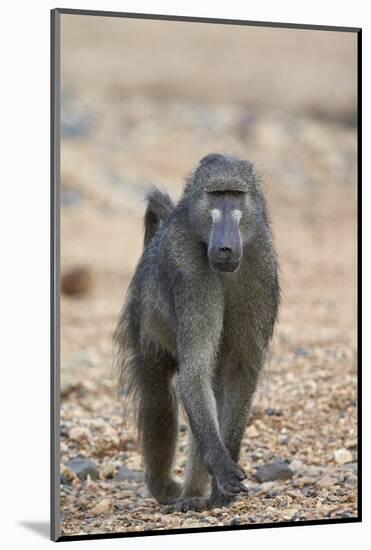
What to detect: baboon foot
<box><xmin>148</xmin><ymin>478</ymin><xmax>182</xmax><ymax>505</ymax></box>
<box><xmin>175</xmin><ymin>496</ymin><xmax>208</xmax><ymax>512</ymax></box>
<box><xmin>213</xmin><ymin>459</ymin><xmax>248</xmax><ymax>498</ymax></box>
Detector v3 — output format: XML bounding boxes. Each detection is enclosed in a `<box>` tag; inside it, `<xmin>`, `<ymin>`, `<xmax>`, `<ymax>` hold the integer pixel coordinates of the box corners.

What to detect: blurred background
<box><xmin>59</xmin><ymin>14</ymin><xmax>358</xmax><ymax>536</ymax></box>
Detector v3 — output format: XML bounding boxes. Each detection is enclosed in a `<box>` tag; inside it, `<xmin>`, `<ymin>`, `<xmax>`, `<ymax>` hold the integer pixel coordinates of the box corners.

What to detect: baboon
<box><xmin>114</xmin><ymin>153</ymin><xmax>280</xmax><ymax>511</ymax></box>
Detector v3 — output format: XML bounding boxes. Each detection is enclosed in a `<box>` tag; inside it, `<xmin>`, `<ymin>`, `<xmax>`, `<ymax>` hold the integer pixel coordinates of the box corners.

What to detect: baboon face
<box><xmin>187</xmin><ymin>154</ymin><xmax>260</xmax><ymax>273</ymax></box>
<box><xmin>206</xmin><ymin>190</ymin><xmax>245</xmax><ymax>273</ymax></box>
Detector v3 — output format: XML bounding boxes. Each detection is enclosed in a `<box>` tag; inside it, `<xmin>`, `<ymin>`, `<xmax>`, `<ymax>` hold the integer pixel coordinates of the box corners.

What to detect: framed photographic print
<box><xmin>51</xmin><ymin>8</ymin><xmax>361</xmax><ymax>542</ymax></box>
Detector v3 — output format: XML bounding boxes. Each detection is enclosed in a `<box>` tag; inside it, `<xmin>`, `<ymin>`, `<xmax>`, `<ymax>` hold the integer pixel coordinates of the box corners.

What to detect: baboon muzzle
<box><xmin>208</xmin><ymin>213</ymin><xmax>242</xmax><ymax>273</ymax></box>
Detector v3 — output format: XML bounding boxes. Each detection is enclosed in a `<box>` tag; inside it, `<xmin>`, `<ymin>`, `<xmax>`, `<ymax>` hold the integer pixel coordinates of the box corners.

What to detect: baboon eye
<box><xmin>208</xmin><ymin>190</ymin><xmax>245</xmax><ymax>198</ymax></box>
<box><xmin>208</xmin><ymin>189</ymin><xmax>245</xmax><ymax>198</ymax></box>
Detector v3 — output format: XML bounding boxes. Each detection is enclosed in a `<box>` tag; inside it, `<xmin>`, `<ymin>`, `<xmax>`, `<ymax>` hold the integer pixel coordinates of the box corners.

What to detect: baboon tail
<box><xmin>144</xmin><ymin>187</ymin><xmax>175</xmax><ymax>246</ymax></box>
<box><xmin>113</xmin><ymin>290</ymin><xmax>141</xmax><ymax>423</ymax></box>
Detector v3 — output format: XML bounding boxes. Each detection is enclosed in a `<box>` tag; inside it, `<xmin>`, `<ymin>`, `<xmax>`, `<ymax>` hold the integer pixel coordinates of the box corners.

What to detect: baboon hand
<box><xmin>213</xmin><ymin>459</ymin><xmax>248</xmax><ymax>497</ymax></box>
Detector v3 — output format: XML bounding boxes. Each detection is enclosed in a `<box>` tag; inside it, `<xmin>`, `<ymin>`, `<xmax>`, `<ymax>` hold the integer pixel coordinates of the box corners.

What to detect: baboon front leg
<box><xmin>138</xmin><ymin>354</ymin><xmax>181</xmax><ymax>505</ymax></box>
<box><xmin>208</xmin><ymin>363</ymin><xmax>260</xmax><ymax>508</ymax></box>
<box><xmin>172</xmin><ymin>280</ymin><xmax>248</xmax><ymax>512</ymax></box>
<box><xmin>177</xmin><ymin>366</ymin><xmax>247</xmax><ymax>510</ymax></box>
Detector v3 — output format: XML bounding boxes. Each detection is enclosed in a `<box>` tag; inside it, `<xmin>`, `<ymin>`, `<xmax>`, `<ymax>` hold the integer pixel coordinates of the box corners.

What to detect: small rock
<box><xmin>294</xmin><ymin>476</ymin><xmax>316</xmax><ymax>488</ymax></box>
<box><xmin>61</xmin><ymin>97</ymin><xmax>92</xmax><ymax>139</ymax></box>
<box><xmin>60</xmin><ymin>381</ymin><xmax>84</xmax><ymax>399</ymax></box>
<box><xmin>255</xmin><ymin>420</ymin><xmax>267</xmax><ymax>430</ymax></box>
<box><xmin>304</xmin><ymin>466</ymin><xmax>323</xmax><ymax>477</ymax></box>
<box><xmin>287</xmin><ymin>490</ymin><xmax>302</xmax><ymax>498</ymax></box>
<box><xmin>344</xmin><ymin>462</ymin><xmax>357</xmax><ymax>473</ymax></box>
<box><xmin>85</xmin><ymin>475</ymin><xmax>98</xmax><ymax>490</ymax></box>
<box><xmin>316</xmin><ymin>476</ymin><xmax>337</xmax><ymax>489</ymax></box>
<box><xmin>61</xmin><ymin>188</ymin><xmax>81</xmax><ymax>208</ymax></box>
<box><xmin>290</xmin><ymin>460</ymin><xmax>304</xmax><ymax>473</ymax></box>
<box><xmin>334</xmin><ymin>448</ymin><xmax>353</xmax><ymax>465</ymax></box>
<box><xmin>266</xmin><ymin>408</ymin><xmax>282</xmax><ymax>416</ymax></box>
<box><xmin>60</xmin><ymin>464</ymin><xmax>77</xmax><ymax>482</ymax></box>
<box><xmin>66</xmin><ymin>457</ymin><xmax>99</xmax><ymax>480</ymax></box>
<box><xmin>253</xmin><ymin>481</ymin><xmax>276</xmax><ymax>495</ymax></box>
<box><xmin>295</xmin><ymin>347</ymin><xmax>309</xmax><ymax>357</ymax></box>
<box><xmin>91</xmin><ymin>498</ymin><xmax>113</xmax><ymax>515</ymax></box>
<box><xmin>282</xmin><ymin>508</ymin><xmax>299</xmax><ymax>521</ymax></box>
<box><xmin>115</xmin><ymin>464</ymin><xmax>144</xmax><ymax>482</ymax></box>
<box><xmin>69</xmin><ymin>426</ymin><xmax>92</xmax><ymax>444</ymax></box>
<box><xmin>342</xmin><ymin>512</ymin><xmax>356</xmax><ymax>518</ymax></box>
<box><xmin>252</xmin><ymin>450</ymin><xmax>264</xmax><ymax>459</ymax></box>
<box><xmin>203</xmin><ymin>515</ymin><xmax>216</xmax><ymax>524</ymax></box>
<box><xmin>246</xmin><ymin>424</ymin><xmax>259</xmax><ymax>438</ymax></box>
<box><xmin>60</xmin><ymin>475</ymin><xmax>70</xmax><ymax>485</ymax></box>
<box><xmin>61</xmin><ymin>267</ymin><xmax>92</xmax><ymax>297</ymax></box>
<box><xmin>229</xmin><ymin>517</ymin><xmax>241</xmax><ymax>526</ymax></box>
<box><xmin>100</xmin><ymin>462</ymin><xmax>118</xmax><ymax>479</ymax></box>
<box><xmin>95</xmin><ymin>428</ymin><xmax>121</xmax><ymax>455</ymax></box>
<box><xmin>255</xmin><ymin>460</ymin><xmax>294</xmax><ymax>482</ymax></box>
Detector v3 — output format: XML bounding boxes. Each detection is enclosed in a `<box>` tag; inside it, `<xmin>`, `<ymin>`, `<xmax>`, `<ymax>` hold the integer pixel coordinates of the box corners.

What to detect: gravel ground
<box><xmin>58</xmin><ymin>16</ymin><xmax>358</xmax><ymax>537</ymax></box>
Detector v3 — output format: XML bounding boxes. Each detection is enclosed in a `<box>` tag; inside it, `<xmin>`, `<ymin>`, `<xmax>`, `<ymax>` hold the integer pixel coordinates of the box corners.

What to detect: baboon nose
<box><xmin>218</xmin><ymin>246</ymin><xmax>233</xmax><ymax>258</ymax></box>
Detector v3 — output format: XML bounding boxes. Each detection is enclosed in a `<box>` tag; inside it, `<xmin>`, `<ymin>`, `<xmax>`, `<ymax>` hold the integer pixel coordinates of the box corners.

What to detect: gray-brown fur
<box><xmin>114</xmin><ymin>153</ymin><xmax>280</xmax><ymax>510</ymax></box>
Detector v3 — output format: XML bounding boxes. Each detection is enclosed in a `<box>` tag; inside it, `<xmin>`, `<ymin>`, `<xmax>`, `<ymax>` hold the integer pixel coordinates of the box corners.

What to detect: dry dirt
<box><xmin>58</xmin><ymin>15</ymin><xmax>358</xmax><ymax>537</ymax></box>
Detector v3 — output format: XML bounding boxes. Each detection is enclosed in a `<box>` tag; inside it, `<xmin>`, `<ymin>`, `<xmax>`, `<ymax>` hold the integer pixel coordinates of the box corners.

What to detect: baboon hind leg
<box><xmin>175</xmin><ymin>432</ymin><xmax>210</xmax><ymax>512</ymax></box>
<box><xmin>137</xmin><ymin>351</ymin><xmax>181</xmax><ymax>505</ymax></box>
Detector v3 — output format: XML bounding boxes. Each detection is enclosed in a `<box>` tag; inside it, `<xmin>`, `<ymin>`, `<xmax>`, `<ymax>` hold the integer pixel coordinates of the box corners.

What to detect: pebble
<box><xmin>294</xmin><ymin>347</ymin><xmax>309</xmax><ymax>357</ymax></box>
<box><xmin>66</xmin><ymin>457</ymin><xmax>99</xmax><ymax>480</ymax></box>
<box><xmin>290</xmin><ymin>460</ymin><xmax>304</xmax><ymax>472</ymax></box>
<box><xmin>344</xmin><ymin>462</ymin><xmax>357</xmax><ymax>473</ymax></box>
<box><xmin>61</xmin><ymin>267</ymin><xmax>92</xmax><ymax>297</ymax></box>
<box><xmin>60</xmin><ymin>475</ymin><xmax>70</xmax><ymax>485</ymax></box>
<box><xmin>101</xmin><ymin>462</ymin><xmax>118</xmax><ymax>479</ymax></box>
<box><xmin>266</xmin><ymin>408</ymin><xmax>282</xmax><ymax>417</ymax></box>
<box><xmin>246</xmin><ymin>424</ymin><xmax>259</xmax><ymax>438</ymax></box>
<box><xmin>316</xmin><ymin>476</ymin><xmax>337</xmax><ymax>489</ymax></box>
<box><xmin>334</xmin><ymin>448</ymin><xmax>353</xmax><ymax>465</ymax></box>
<box><xmin>255</xmin><ymin>459</ymin><xmax>294</xmax><ymax>482</ymax></box>
<box><xmin>294</xmin><ymin>476</ymin><xmax>316</xmax><ymax>488</ymax></box>
<box><xmin>304</xmin><ymin>466</ymin><xmax>323</xmax><ymax>477</ymax></box>
<box><xmin>61</xmin><ymin>464</ymin><xmax>77</xmax><ymax>482</ymax></box>
<box><xmin>61</xmin><ymin>97</ymin><xmax>92</xmax><ymax>139</ymax></box>
<box><xmin>61</xmin><ymin>188</ymin><xmax>82</xmax><ymax>208</ymax></box>
<box><xmin>91</xmin><ymin>498</ymin><xmax>114</xmax><ymax>515</ymax></box>
<box><xmin>69</xmin><ymin>426</ymin><xmax>92</xmax><ymax>444</ymax></box>
<box><xmin>115</xmin><ymin>464</ymin><xmax>144</xmax><ymax>482</ymax></box>
<box><xmin>203</xmin><ymin>515</ymin><xmax>216</xmax><ymax>524</ymax></box>
<box><xmin>182</xmin><ymin>520</ymin><xmax>202</xmax><ymax>528</ymax></box>
<box><xmin>252</xmin><ymin>481</ymin><xmax>276</xmax><ymax>495</ymax></box>
<box><xmin>282</xmin><ymin>508</ymin><xmax>299</xmax><ymax>521</ymax></box>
